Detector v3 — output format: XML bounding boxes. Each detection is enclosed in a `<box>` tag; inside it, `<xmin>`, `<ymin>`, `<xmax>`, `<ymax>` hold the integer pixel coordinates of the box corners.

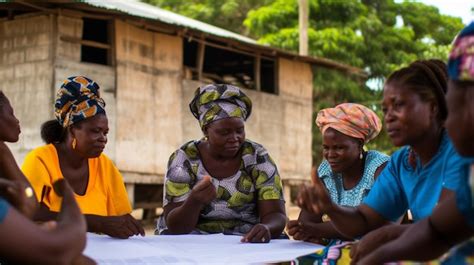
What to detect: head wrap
<box><xmin>316</xmin><ymin>103</ymin><xmax>382</xmax><ymax>144</ymax></box>
<box><xmin>448</xmin><ymin>21</ymin><xmax>474</xmax><ymax>81</ymax></box>
<box><xmin>54</xmin><ymin>76</ymin><xmax>106</xmax><ymax>128</ymax></box>
<box><xmin>189</xmin><ymin>84</ymin><xmax>252</xmax><ymax>128</ymax></box>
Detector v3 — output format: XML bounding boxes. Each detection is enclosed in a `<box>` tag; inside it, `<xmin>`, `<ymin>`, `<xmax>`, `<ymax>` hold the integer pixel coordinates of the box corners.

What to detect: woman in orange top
<box><xmin>22</xmin><ymin>76</ymin><xmax>144</xmax><ymax>239</ymax></box>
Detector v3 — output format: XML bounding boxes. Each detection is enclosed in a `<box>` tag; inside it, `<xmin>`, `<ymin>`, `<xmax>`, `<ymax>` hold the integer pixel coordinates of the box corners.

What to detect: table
<box><xmin>84</xmin><ymin>233</ymin><xmax>323</xmax><ymax>264</ymax></box>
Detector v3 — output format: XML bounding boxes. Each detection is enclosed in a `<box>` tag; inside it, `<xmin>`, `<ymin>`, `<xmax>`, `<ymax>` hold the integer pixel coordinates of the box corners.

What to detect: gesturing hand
<box><xmin>296</xmin><ymin>167</ymin><xmax>333</xmax><ymax>215</ymax></box>
<box><xmin>241</xmin><ymin>223</ymin><xmax>271</xmax><ymax>243</ymax></box>
<box><xmin>100</xmin><ymin>214</ymin><xmax>145</xmax><ymax>239</ymax></box>
<box><xmin>189</xmin><ymin>175</ymin><xmax>217</xmax><ymax>205</ymax></box>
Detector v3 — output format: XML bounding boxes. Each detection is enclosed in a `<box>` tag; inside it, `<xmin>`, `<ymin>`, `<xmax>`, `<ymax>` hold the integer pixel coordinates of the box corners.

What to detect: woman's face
<box><xmin>205</xmin><ymin>117</ymin><xmax>245</xmax><ymax>158</ymax></box>
<box><xmin>71</xmin><ymin>114</ymin><xmax>108</xmax><ymax>158</ymax></box>
<box><xmin>445</xmin><ymin>83</ymin><xmax>474</xmax><ymax>156</ymax></box>
<box><xmin>0</xmin><ymin>98</ymin><xmax>21</xmax><ymax>143</ymax></box>
<box><xmin>382</xmin><ymin>83</ymin><xmax>436</xmax><ymax>147</ymax></box>
<box><xmin>322</xmin><ymin>127</ymin><xmax>361</xmax><ymax>174</ymax></box>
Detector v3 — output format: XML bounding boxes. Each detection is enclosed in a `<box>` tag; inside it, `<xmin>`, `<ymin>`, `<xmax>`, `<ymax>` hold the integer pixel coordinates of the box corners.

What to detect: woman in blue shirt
<box><xmin>352</xmin><ymin>21</ymin><xmax>474</xmax><ymax>264</ymax></box>
<box><xmin>297</xmin><ymin>59</ymin><xmax>468</xmax><ymax>246</ymax></box>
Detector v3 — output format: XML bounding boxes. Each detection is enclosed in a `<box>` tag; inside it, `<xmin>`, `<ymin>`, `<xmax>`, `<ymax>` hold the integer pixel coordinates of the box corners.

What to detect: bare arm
<box><xmin>288</xmin><ymin>210</ymin><xmax>351</xmax><ymax>241</ymax></box>
<box><xmin>358</xmin><ymin>195</ymin><xmax>473</xmax><ymax>264</ymax></box>
<box><xmin>164</xmin><ymin>175</ymin><xmax>216</xmax><ymax>234</ymax></box>
<box><xmin>241</xmin><ymin>199</ymin><xmax>286</xmax><ymax>243</ymax></box>
<box><xmin>35</xmin><ymin>202</ymin><xmax>144</xmax><ymax>239</ymax></box>
<box><xmin>297</xmin><ymin>178</ymin><xmax>389</xmax><ymax>239</ymax></box>
<box><xmin>0</xmin><ymin>179</ymin><xmax>87</xmax><ymax>265</ymax></box>
<box><xmin>0</xmin><ymin>142</ymin><xmax>37</xmax><ymax>218</ymax></box>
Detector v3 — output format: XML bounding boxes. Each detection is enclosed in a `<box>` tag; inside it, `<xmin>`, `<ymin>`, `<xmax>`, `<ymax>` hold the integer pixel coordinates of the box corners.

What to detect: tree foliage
<box><xmin>143</xmin><ymin>0</ymin><xmax>467</xmax><ymax>164</ymax></box>
<box><xmin>243</xmin><ymin>0</ymin><xmax>465</xmax><ymax>163</ymax></box>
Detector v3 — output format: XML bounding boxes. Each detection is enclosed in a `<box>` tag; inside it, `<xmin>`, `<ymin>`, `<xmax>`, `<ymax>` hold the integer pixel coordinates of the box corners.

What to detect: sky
<box><xmin>402</xmin><ymin>0</ymin><xmax>473</xmax><ymax>25</ymax></box>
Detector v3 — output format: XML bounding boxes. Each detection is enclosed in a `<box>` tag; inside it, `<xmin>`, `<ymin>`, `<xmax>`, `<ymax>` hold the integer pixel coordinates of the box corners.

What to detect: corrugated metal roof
<box><xmin>80</xmin><ymin>0</ymin><xmax>258</xmax><ymax>45</ymax></box>
<box><xmin>76</xmin><ymin>0</ymin><xmax>365</xmax><ymax>75</ymax></box>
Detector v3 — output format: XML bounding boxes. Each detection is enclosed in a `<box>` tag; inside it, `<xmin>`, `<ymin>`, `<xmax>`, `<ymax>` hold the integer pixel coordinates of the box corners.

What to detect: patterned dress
<box><xmin>157</xmin><ymin>139</ymin><xmax>284</xmax><ymax>235</ymax></box>
<box><xmin>319</xmin><ymin>150</ymin><xmax>389</xmax><ymax>207</ymax></box>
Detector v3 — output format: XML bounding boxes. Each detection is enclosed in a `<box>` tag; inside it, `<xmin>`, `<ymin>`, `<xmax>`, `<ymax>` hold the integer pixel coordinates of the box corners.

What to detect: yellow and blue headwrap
<box><xmin>54</xmin><ymin>76</ymin><xmax>106</xmax><ymax>128</ymax></box>
<box><xmin>448</xmin><ymin>21</ymin><xmax>474</xmax><ymax>81</ymax></box>
<box><xmin>189</xmin><ymin>84</ymin><xmax>252</xmax><ymax>128</ymax></box>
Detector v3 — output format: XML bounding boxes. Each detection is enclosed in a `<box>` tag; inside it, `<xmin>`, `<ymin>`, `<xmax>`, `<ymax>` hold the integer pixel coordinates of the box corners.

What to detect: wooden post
<box><xmin>254</xmin><ymin>54</ymin><xmax>261</xmax><ymax>91</ymax></box>
<box><xmin>298</xmin><ymin>0</ymin><xmax>308</xmax><ymax>56</ymax></box>
<box><xmin>196</xmin><ymin>38</ymin><xmax>205</xmax><ymax>81</ymax></box>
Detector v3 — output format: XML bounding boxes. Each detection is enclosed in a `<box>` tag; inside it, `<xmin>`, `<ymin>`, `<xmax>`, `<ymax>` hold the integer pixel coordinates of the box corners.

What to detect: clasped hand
<box><xmin>0</xmin><ymin>178</ymin><xmax>37</xmax><ymax>218</ymax></box>
<box><xmin>189</xmin><ymin>175</ymin><xmax>217</xmax><ymax>205</ymax></box>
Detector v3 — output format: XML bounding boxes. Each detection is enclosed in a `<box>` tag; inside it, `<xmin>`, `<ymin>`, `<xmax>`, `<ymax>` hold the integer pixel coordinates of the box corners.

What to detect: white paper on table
<box><xmin>84</xmin><ymin>233</ymin><xmax>323</xmax><ymax>264</ymax></box>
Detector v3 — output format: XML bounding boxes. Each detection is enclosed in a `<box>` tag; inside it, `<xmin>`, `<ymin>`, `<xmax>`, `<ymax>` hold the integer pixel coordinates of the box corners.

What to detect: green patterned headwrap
<box><xmin>189</xmin><ymin>84</ymin><xmax>252</xmax><ymax>128</ymax></box>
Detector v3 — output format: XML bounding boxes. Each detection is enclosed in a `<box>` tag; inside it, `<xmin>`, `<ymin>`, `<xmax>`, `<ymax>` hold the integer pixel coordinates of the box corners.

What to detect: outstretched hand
<box><xmin>241</xmin><ymin>223</ymin><xmax>271</xmax><ymax>243</ymax></box>
<box><xmin>189</xmin><ymin>175</ymin><xmax>216</xmax><ymax>206</ymax></box>
<box><xmin>296</xmin><ymin>167</ymin><xmax>333</xmax><ymax>215</ymax></box>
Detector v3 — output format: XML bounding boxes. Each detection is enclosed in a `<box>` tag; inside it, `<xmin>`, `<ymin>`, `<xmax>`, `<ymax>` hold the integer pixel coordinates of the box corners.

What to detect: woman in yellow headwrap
<box><xmin>288</xmin><ymin>103</ymin><xmax>389</xmax><ymax>243</ymax></box>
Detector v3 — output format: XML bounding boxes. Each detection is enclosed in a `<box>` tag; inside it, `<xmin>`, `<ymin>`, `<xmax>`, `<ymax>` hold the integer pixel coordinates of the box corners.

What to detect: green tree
<box><xmin>244</xmin><ymin>0</ymin><xmax>465</xmax><ymax>163</ymax></box>
<box><xmin>142</xmin><ymin>0</ymin><xmax>273</xmax><ymax>34</ymax></box>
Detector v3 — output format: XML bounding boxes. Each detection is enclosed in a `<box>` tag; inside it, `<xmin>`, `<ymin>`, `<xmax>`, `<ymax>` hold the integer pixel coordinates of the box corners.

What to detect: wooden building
<box><xmin>0</xmin><ymin>0</ymin><xmax>363</xmax><ymax>214</ymax></box>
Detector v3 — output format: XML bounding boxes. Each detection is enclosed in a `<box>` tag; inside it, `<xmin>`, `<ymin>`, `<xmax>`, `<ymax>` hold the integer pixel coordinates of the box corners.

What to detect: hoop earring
<box><xmin>72</xmin><ymin>138</ymin><xmax>77</xmax><ymax>150</ymax></box>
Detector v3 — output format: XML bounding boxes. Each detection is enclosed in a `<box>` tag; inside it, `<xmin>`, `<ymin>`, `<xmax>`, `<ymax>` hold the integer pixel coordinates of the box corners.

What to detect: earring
<box><xmin>204</xmin><ymin>136</ymin><xmax>208</xmax><ymax>141</ymax></box>
<box><xmin>359</xmin><ymin>152</ymin><xmax>363</xmax><ymax>160</ymax></box>
<box><xmin>72</xmin><ymin>138</ymin><xmax>77</xmax><ymax>150</ymax></box>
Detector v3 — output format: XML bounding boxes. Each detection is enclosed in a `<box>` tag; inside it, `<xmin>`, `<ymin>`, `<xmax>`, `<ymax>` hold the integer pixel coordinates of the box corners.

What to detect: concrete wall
<box><xmin>278</xmin><ymin>58</ymin><xmax>313</xmax><ymax>181</ymax></box>
<box><xmin>55</xmin><ymin>14</ymin><xmax>116</xmax><ymax>160</ymax></box>
<box><xmin>0</xmin><ymin>14</ymin><xmax>54</xmax><ymax>163</ymax></box>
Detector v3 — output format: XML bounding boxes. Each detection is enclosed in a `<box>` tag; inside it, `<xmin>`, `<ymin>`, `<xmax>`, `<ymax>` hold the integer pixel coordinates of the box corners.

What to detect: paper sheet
<box><xmin>84</xmin><ymin>233</ymin><xmax>323</xmax><ymax>264</ymax></box>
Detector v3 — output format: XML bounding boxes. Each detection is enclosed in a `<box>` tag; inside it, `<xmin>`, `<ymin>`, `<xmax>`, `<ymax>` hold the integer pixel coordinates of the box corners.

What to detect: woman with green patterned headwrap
<box><xmin>157</xmin><ymin>84</ymin><xmax>286</xmax><ymax>243</ymax></box>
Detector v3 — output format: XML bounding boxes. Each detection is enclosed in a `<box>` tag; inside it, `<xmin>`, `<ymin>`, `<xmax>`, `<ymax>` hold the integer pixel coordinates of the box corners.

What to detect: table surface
<box><xmin>84</xmin><ymin>233</ymin><xmax>323</xmax><ymax>264</ymax></box>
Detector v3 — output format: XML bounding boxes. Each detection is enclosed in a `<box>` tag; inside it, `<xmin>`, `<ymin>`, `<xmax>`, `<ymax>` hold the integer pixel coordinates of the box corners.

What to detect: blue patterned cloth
<box><xmin>54</xmin><ymin>76</ymin><xmax>106</xmax><ymax>128</ymax></box>
<box><xmin>319</xmin><ymin>150</ymin><xmax>389</xmax><ymax>207</ymax></box>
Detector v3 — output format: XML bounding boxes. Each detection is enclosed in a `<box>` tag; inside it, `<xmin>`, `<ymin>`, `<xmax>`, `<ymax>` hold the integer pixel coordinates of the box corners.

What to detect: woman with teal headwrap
<box><xmin>158</xmin><ymin>84</ymin><xmax>287</xmax><ymax>243</ymax></box>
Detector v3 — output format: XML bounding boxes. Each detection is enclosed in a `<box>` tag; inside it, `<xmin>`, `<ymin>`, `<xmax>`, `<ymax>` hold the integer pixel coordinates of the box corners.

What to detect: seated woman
<box><xmin>157</xmin><ymin>84</ymin><xmax>286</xmax><ymax>243</ymax></box>
<box><xmin>0</xmin><ymin>91</ymin><xmax>92</xmax><ymax>264</ymax></box>
<box><xmin>352</xmin><ymin>21</ymin><xmax>474</xmax><ymax>265</ymax></box>
<box><xmin>22</xmin><ymin>76</ymin><xmax>144</xmax><ymax>239</ymax></box>
<box><xmin>288</xmin><ymin>103</ymin><xmax>389</xmax><ymax>242</ymax></box>
<box><xmin>297</xmin><ymin>60</ymin><xmax>471</xmax><ymax>246</ymax></box>
<box><xmin>0</xmin><ymin>92</ymin><xmax>37</xmax><ymax>219</ymax></box>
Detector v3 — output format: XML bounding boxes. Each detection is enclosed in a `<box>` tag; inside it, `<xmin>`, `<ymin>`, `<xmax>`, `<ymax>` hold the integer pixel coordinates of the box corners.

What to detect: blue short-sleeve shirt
<box><xmin>455</xmin><ymin>163</ymin><xmax>474</xmax><ymax>229</ymax></box>
<box><xmin>363</xmin><ymin>132</ymin><xmax>469</xmax><ymax>222</ymax></box>
<box><xmin>0</xmin><ymin>197</ymin><xmax>10</xmax><ymax>223</ymax></box>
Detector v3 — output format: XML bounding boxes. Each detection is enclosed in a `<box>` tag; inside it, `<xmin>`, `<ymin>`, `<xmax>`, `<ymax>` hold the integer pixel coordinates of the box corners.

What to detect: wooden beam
<box><xmin>59</xmin><ymin>35</ymin><xmax>111</xmax><ymax>50</ymax></box>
